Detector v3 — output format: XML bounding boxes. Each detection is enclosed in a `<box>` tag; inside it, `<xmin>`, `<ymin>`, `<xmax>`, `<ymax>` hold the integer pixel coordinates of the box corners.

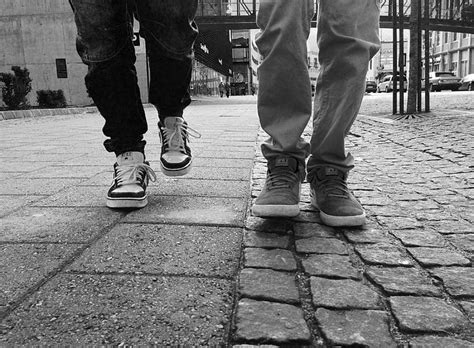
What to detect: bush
<box><xmin>36</xmin><ymin>89</ymin><xmax>67</xmax><ymax>108</ymax></box>
<box><xmin>0</xmin><ymin>66</ymin><xmax>32</xmax><ymax>110</ymax></box>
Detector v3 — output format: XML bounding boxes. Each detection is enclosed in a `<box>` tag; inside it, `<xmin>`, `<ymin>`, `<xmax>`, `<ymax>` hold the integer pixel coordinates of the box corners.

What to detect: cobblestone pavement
<box><xmin>0</xmin><ymin>96</ymin><xmax>473</xmax><ymax>346</ymax></box>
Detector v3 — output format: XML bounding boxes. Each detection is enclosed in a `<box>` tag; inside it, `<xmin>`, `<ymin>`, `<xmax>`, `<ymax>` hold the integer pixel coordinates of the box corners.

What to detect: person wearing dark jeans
<box><xmin>69</xmin><ymin>0</ymin><xmax>200</xmax><ymax>208</ymax></box>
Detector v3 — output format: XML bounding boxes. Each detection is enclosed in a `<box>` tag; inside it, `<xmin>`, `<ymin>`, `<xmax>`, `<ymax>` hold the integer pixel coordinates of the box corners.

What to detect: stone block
<box><xmin>355</xmin><ymin>244</ymin><xmax>413</xmax><ymax>266</ymax></box>
<box><xmin>244</xmin><ymin>248</ymin><xmax>297</xmax><ymax>271</ymax></box>
<box><xmin>243</xmin><ymin>231</ymin><xmax>290</xmax><ymax>249</ymax></box>
<box><xmin>302</xmin><ymin>254</ymin><xmax>361</xmax><ymax>279</ymax></box>
<box><xmin>408</xmin><ymin>247</ymin><xmax>471</xmax><ymax>267</ymax></box>
<box><xmin>238</xmin><ymin>268</ymin><xmax>299</xmax><ymax>303</ymax></box>
<box><xmin>366</xmin><ymin>267</ymin><xmax>441</xmax><ymax>296</ymax></box>
<box><xmin>295</xmin><ymin>237</ymin><xmax>348</xmax><ymax>255</ymax></box>
<box><xmin>431</xmin><ymin>267</ymin><xmax>474</xmax><ymax>297</ymax></box>
<box><xmin>310</xmin><ymin>277</ymin><xmax>381</xmax><ymax>309</ymax></box>
<box><xmin>234</xmin><ymin>299</ymin><xmax>310</xmax><ymax>344</ymax></box>
<box><xmin>315</xmin><ymin>309</ymin><xmax>396</xmax><ymax>347</ymax></box>
<box><xmin>390</xmin><ymin>296</ymin><xmax>468</xmax><ymax>332</ymax></box>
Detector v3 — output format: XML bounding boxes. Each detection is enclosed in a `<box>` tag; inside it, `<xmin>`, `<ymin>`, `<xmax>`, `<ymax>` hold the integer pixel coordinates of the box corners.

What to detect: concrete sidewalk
<box><xmin>0</xmin><ymin>96</ymin><xmax>473</xmax><ymax>346</ymax></box>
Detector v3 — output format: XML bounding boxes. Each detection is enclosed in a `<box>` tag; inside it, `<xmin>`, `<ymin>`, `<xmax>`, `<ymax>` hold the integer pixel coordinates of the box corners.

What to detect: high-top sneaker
<box><xmin>106</xmin><ymin>151</ymin><xmax>156</xmax><ymax>209</ymax></box>
<box><xmin>252</xmin><ymin>156</ymin><xmax>301</xmax><ymax>217</ymax></box>
<box><xmin>310</xmin><ymin>167</ymin><xmax>366</xmax><ymax>226</ymax></box>
<box><xmin>158</xmin><ymin>117</ymin><xmax>201</xmax><ymax>176</ymax></box>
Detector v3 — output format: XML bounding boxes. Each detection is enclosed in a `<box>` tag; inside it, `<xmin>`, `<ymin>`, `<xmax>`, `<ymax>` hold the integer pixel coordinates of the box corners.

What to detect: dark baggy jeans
<box><xmin>69</xmin><ymin>0</ymin><xmax>198</xmax><ymax>155</ymax></box>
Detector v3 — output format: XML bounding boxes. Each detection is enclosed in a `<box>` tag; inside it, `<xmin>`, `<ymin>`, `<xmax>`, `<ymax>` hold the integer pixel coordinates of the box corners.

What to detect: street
<box><xmin>0</xmin><ymin>93</ymin><xmax>473</xmax><ymax>346</ymax></box>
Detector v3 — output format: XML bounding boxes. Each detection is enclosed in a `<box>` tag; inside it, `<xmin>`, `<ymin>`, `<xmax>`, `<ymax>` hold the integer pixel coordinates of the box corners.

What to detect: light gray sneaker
<box><xmin>252</xmin><ymin>156</ymin><xmax>301</xmax><ymax>218</ymax></box>
<box><xmin>310</xmin><ymin>167</ymin><xmax>366</xmax><ymax>226</ymax></box>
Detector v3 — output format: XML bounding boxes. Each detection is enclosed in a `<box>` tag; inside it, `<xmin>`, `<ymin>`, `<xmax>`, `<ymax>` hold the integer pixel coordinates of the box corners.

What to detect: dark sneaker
<box><xmin>252</xmin><ymin>156</ymin><xmax>301</xmax><ymax>217</ymax></box>
<box><xmin>106</xmin><ymin>151</ymin><xmax>156</xmax><ymax>209</ymax></box>
<box><xmin>158</xmin><ymin>117</ymin><xmax>201</xmax><ymax>176</ymax></box>
<box><xmin>310</xmin><ymin>167</ymin><xmax>366</xmax><ymax>226</ymax></box>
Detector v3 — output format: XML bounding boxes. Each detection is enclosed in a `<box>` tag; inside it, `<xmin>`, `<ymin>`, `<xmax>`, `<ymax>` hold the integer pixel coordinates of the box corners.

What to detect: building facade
<box><xmin>430</xmin><ymin>31</ymin><xmax>474</xmax><ymax>76</ymax></box>
<box><xmin>0</xmin><ymin>0</ymin><xmax>232</xmax><ymax>107</ymax></box>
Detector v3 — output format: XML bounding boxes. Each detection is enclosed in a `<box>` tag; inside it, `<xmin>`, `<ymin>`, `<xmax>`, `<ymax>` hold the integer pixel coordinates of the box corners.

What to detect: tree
<box><xmin>407</xmin><ymin>0</ymin><xmax>421</xmax><ymax>114</ymax></box>
<box><xmin>0</xmin><ymin>66</ymin><xmax>32</xmax><ymax>110</ymax></box>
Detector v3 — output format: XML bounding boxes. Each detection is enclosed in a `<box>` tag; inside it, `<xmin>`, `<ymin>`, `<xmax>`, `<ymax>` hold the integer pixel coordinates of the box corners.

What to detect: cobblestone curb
<box><xmin>231</xmin><ymin>113</ymin><xmax>474</xmax><ymax>346</ymax></box>
<box><xmin>0</xmin><ymin>107</ymin><xmax>99</xmax><ymax>121</ymax></box>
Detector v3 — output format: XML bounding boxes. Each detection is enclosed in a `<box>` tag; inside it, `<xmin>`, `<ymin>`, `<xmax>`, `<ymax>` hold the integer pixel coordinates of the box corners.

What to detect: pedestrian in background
<box><xmin>252</xmin><ymin>0</ymin><xmax>381</xmax><ymax>227</ymax></box>
<box><xmin>225</xmin><ymin>81</ymin><xmax>231</xmax><ymax>98</ymax></box>
<box><xmin>219</xmin><ymin>81</ymin><xmax>225</xmax><ymax>97</ymax></box>
<box><xmin>69</xmin><ymin>0</ymin><xmax>200</xmax><ymax>209</ymax></box>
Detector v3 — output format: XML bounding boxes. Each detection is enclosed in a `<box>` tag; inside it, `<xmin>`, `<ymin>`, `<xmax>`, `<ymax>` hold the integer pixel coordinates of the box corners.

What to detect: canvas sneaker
<box><xmin>158</xmin><ymin>117</ymin><xmax>201</xmax><ymax>176</ymax></box>
<box><xmin>252</xmin><ymin>156</ymin><xmax>301</xmax><ymax>217</ymax></box>
<box><xmin>310</xmin><ymin>167</ymin><xmax>366</xmax><ymax>227</ymax></box>
<box><xmin>106</xmin><ymin>151</ymin><xmax>156</xmax><ymax>209</ymax></box>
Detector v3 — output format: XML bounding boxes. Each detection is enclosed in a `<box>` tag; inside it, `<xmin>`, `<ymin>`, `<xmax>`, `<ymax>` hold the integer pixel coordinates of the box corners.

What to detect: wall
<box><xmin>0</xmin><ymin>0</ymin><xmax>148</xmax><ymax>107</ymax></box>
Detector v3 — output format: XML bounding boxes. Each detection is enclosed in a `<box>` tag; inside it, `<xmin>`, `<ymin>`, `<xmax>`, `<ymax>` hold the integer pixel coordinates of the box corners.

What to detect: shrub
<box><xmin>0</xmin><ymin>66</ymin><xmax>32</xmax><ymax>110</ymax></box>
<box><xmin>36</xmin><ymin>89</ymin><xmax>67</xmax><ymax>108</ymax></box>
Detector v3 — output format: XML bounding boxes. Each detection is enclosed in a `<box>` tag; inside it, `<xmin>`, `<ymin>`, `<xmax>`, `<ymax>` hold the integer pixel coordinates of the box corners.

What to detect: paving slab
<box><xmin>123</xmin><ymin>195</ymin><xmax>247</xmax><ymax>226</ymax></box>
<box><xmin>0</xmin><ymin>274</ymin><xmax>233</xmax><ymax>346</ymax></box>
<box><xmin>67</xmin><ymin>223</ymin><xmax>242</xmax><ymax>278</ymax></box>
<box><xmin>0</xmin><ymin>207</ymin><xmax>122</xmax><ymax>243</ymax></box>
<box><xmin>0</xmin><ymin>244</ymin><xmax>80</xmax><ymax>309</ymax></box>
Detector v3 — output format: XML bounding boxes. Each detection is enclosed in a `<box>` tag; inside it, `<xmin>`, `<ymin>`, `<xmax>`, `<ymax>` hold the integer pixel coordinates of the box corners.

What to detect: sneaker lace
<box><xmin>318</xmin><ymin>177</ymin><xmax>349</xmax><ymax>198</ymax></box>
<box><xmin>113</xmin><ymin>163</ymin><xmax>157</xmax><ymax>186</ymax></box>
<box><xmin>161</xmin><ymin>121</ymin><xmax>201</xmax><ymax>153</ymax></box>
<box><xmin>266</xmin><ymin>170</ymin><xmax>299</xmax><ymax>190</ymax></box>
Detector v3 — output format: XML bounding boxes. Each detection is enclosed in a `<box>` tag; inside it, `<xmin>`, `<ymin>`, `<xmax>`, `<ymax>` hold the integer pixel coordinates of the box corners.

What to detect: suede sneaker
<box><xmin>310</xmin><ymin>167</ymin><xmax>366</xmax><ymax>226</ymax></box>
<box><xmin>252</xmin><ymin>156</ymin><xmax>301</xmax><ymax>217</ymax></box>
<box><xmin>158</xmin><ymin>117</ymin><xmax>201</xmax><ymax>176</ymax></box>
<box><xmin>106</xmin><ymin>151</ymin><xmax>156</xmax><ymax>209</ymax></box>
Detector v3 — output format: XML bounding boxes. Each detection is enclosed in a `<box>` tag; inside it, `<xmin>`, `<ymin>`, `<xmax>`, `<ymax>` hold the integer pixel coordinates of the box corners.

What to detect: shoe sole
<box><xmin>310</xmin><ymin>192</ymin><xmax>366</xmax><ymax>227</ymax></box>
<box><xmin>161</xmin><ymin>162</ymin><xmax>192</xmax><ymax>177</ymax></box>
<box><xmin>106</xmin><ymin>196</ymin><xmax>148</xmax><ymax>209</ymax></box>
<box><xmin>252</xmin><ymin>204</ymin><xmax>300</xmax><ymax>218</ymax></box>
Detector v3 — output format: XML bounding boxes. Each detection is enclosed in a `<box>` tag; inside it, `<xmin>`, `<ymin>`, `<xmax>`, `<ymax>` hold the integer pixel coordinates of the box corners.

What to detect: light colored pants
<box><xmin>256</xmin><ymin>0</ymin><xmax>381</xmax><ymax>181</ymax></box>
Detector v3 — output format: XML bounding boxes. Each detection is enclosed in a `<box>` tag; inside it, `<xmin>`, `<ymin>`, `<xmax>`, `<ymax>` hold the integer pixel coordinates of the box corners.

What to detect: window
<box><xmin>56</xmin><ymin>58</ymin><xmax>67</xmax><ymax>78</ymax></box>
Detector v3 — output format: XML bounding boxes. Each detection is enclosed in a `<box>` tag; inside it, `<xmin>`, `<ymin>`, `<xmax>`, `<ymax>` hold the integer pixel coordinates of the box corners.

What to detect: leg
<box><xmin>252</xmin><ymin>0</ymin><xmax>314</xmax><ymax>218</ymax></box>
<box><xmin>69</xmin><ymin>0</ymin><xmax>147</xmax><ymax>156</ymax></box>
<box><xmin>256</xmin><ymin>0</ymin><xmax>314</xmax><ymax>172</ymax></box>
<box><xmin>308</xmin><ymin>0</ymin><xmax>381</xmax><ymax>226</ymax></box>
<box><xmin>307</xmin><ymin>0</ymin><xmax>381</xmax><ymax>177</ymax></box>
<box><xmin>135</xmin><ymin>0</ymin><xmax>200</xmax><ymax>177</ymax></box>
<box><xmin>69</xmin><ymin>0</ymin><xmax>154</xmax><ymax>209</ymax></box>
<box><xmin>136</xmin><ymin>0</ymin><xmax>198</xmax><ymax>121</ymax></box>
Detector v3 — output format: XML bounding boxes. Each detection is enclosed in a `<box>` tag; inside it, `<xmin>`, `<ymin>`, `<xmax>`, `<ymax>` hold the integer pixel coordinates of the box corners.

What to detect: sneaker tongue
<box><xmin>164</xmin><ymin>117</ymin><xmax>183</xmax><ymax>128</ymax></box>
<box><xmin>117</xmin><ymin>151</ymin><xmax>144</xmax><ymax>165</ymax></box>
<box><xmin>270</xmin><ymin>157</ymin><xmax>298</xmax><ymax>172</ymax></box>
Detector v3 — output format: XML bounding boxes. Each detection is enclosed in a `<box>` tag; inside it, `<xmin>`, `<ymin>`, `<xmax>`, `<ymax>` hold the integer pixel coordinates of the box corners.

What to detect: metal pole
<box><xmin>417</xmin><ymin>0</ymin><xmax>422</xmax><ymax>112</ymax></box>
<box><xmin>399</xmin><ymin>0</ymin><xmax>404</xmax><ymax>115</ymax></box>
<box><xmin>392</xmin><ymin>0</ymin><xmax>398</xmax><ymax>114</ymax></box>
<box><xmin>424</xmin><ymin>0</ymin><xmax>430</xmax><ymax>112</ymax></box>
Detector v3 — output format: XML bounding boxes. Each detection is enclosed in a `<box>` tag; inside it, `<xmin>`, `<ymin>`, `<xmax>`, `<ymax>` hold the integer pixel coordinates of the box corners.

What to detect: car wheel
<box><xmin>429</xmin><ymin>84</ymin><xmax>435</xmax><ymax>92</ymax></box>
<box><xmin>469</xmin><ymin>83</ymin><xmax>473</xmax><ymax>91</ymax></box>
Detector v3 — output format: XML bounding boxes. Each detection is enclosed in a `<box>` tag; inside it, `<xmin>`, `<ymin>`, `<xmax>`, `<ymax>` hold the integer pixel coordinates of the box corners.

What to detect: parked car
<box><xmin>377</xmin><ymin>75</ymin><xmax>407</xmax><ymax>93</ymax></box>
<box><xmin>423</xmin><ymin>71</ymin><xmax>461</xmax><ymax>91</ymax></box>
<box><xmin>365</xmin><ymin>80</ymin><xmax>377</xmax><ymax>93</ymax></box>
<box><xmin>459</xmin><ymin>73</ymin><xmax>474</xmax><ymax>91</ymax></box>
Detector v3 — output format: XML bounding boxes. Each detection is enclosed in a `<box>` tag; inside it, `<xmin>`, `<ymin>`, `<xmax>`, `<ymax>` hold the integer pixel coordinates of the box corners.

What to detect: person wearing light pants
<box><xmin>252</xmin><ymin>0</ymin><xmax>381</xmax><ymax>226</ymax></box>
